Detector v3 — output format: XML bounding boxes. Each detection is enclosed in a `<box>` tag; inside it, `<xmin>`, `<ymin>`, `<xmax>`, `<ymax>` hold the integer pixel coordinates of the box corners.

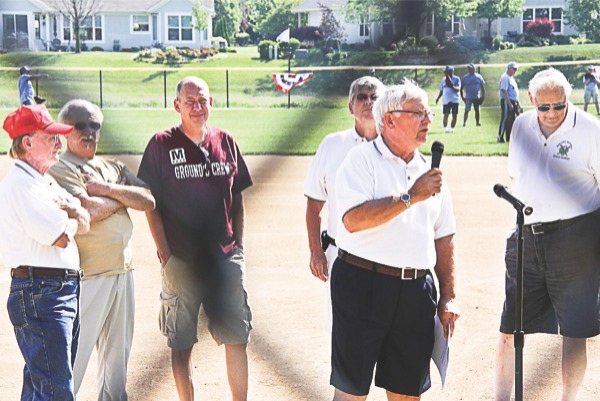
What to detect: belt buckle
<box><xmin>401</xmin><ymin>268</ymin><xmax>417</xmax><ymax>280</ymax></box>
<box><xmin>530</xmin><ymin>223</ymin><xmax>544</xmax><ymax>235</ymax></box>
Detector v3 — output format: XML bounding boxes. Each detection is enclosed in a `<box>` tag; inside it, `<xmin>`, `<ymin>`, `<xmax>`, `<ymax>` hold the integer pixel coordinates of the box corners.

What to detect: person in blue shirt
<box><xmin>497</xmin><ymin>62</ymin><xmax>521</xmax><ymax>143</ymax></box>
<box><xmin>435</xmin><ymin>65</ymin><xmax>461</xmax><ymax>133</ymax></box>
<box><xmin>460</xmin><ymin>63</ymin><xmax>486</xmax><ymax>127</ymax></box>
<box><xmin>18</xmin><ymin>66</ymin><xmax>49</xmax><ymax>105</ymax></box>
<box><xmin>583</xmin><ymin>65</ymin><xmax>600</xmax><ymax>115</ymax></box>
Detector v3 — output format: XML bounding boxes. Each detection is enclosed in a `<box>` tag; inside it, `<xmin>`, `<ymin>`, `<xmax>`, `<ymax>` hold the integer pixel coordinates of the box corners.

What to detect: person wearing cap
<box><xmin>494</xmin><ymin>68</ymin><xmax>600</xmax><ymax>401</ymax></box>
<box><xmin>497</xmin><ymin>61</ymin><xmax>522</xmax><ymax>143</ymax></box>
<box><xmin>304</xmin><ymin>76</ymin><xmax>384</xmax><ymax>331</ymax></box>
<box><xmin>582</xmin><ymin>65</ymin><xmax>600</xmax><ymax>115</ymax></box>
<box><xmin>138</xmin><ymin>76</ymin><xmax>253</xmax><ymax>401</ymax></box>
<box><xmin>331</xmin><ymin>80</ymin><xmax>459</xmax><ymax>399</ymax></box>
<box><xmin>47</xmin><ymin>99</ymin><xmax>155</xmax><ymax>401</ymax></box>
<box><xmin>0</xmin><ymin>104</ymin><xmax>90</xmax><ymax>401</ymax></box>
<box><xmin>435</xmin><ymin>65</ymin><xmax>461</xmax><ymax>133</ymax></box>
<box><xmin>461</xmin><ymin>63</ymin><xmax>486</xmax><ymax>127</ymax></box>
<box><xmin>18</xmin><ymin>66</ymin><xmax>50</xmax><ymax>106</ymax></box>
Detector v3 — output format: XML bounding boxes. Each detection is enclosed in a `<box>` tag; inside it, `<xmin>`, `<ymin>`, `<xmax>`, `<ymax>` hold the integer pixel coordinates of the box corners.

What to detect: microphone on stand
<box><xmin>493</xmin><ymin>184</ymin><xmax>533</xmax><ymax>215</ymax></box>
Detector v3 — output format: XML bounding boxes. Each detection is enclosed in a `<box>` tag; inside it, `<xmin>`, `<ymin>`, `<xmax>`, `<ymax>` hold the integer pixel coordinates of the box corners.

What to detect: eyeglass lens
<box><xmin>356</xmin><ymin>93</ymin><xmax>377</xmax><ymax>102</ymax></box>
<box><xmin>537</xmin><ymin>103</ymin><xmax>567</xmax><ymax>112</ymax></box>
<box><xmin>74</xmin><ymin>122</ymin><xmax>102</xmax><ymax>131</ymax></box>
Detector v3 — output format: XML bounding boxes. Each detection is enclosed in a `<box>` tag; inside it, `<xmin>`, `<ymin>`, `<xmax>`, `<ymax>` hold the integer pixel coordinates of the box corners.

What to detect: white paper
<box><xmin>432</xmin><ymin>315</ymin><xmax>450</xmax><ymax>387</ymax></box>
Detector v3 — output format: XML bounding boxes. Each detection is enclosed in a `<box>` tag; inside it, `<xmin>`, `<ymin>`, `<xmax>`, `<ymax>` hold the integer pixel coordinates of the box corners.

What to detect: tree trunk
<box><xmin>75</xmin><ymin>24</ymin><xmax>80</xmax><ymax>53</ymax></box>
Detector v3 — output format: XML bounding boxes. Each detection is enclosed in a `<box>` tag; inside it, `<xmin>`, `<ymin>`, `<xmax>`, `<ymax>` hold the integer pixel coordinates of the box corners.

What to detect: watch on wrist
<box><xmin>400</xmin><ymin>193</ymin><xmax>411</xmax><ymax>209</ymax></box>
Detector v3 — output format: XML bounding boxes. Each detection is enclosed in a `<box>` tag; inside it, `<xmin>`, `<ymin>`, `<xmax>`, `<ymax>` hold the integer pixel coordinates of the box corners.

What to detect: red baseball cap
<box><xmin>3</xmin><ymin>104</ymin><xmax>73</xmax><ymax>139</ymax></box>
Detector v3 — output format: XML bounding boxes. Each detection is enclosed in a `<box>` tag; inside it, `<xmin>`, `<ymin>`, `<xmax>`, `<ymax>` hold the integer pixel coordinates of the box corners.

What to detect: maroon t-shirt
<box><xmin>138</xmin><ymin>126</ymin><xmax>252</xmax><ymax>262</ymax></box>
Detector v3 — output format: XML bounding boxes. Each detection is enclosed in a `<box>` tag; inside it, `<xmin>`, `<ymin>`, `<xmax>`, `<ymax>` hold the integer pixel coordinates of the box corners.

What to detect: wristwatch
<box><xmin>400</xmin><ymin>193</ymin><xmax>411</xmax><ymax>209</ymax></box>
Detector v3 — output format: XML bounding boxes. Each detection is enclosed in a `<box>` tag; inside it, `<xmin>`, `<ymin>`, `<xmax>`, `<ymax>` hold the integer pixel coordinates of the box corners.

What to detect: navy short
<box><xmin>500</xmin><ymin>210</ymin><xmax>600</xmax><ymax>338</ymax></box>
<box><xmin>330</xmin><ymin>258</ymin><xmax>437</xmax><ymax>397</ymax></box>
<box><xmin>443</xmin><ymin>102</ymin><xmax>459</xmax><ymax>115</ymax></box>
<box><xmin>464</xmin><ymin>98</ymin><xmax>480</xmax><ymax>113</ymax></box>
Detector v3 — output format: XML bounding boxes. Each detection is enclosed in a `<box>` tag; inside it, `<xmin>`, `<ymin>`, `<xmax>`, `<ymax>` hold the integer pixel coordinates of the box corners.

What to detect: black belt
<box><xmin>338</xmin><ymin>249</ymin><xmax>428</xmax><ymax>280</ymax></box>
<box><xmin>522</xmin><ymin>212</ymin><xmax>590</xmax><ymax>235</ymax></box>
<box><xmin>11</xmin><ymin>266</ymin><xmax>83</xmax><ymax>279</ymax></box>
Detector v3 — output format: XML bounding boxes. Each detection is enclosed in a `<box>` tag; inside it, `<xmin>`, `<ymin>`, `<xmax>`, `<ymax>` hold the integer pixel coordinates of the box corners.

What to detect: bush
<box><xmin>517</xmin><ymin>33</ymin><xmax>549</xmax><ymax>47</ymax></box>
<box><xmin>526</xmin><ymin>18</ymin><xmax>554</xmax><ymax>39</ymax></box>
<box><xmin>211</xmin><ymin>36</ymin><xmax>228</xmax><ymax>48</ymax></box>
<box><xmin>569</xmin><ymin>35</ymin><xmax>590</xmax><ymax>45</ymax></box>
<box><xmin>551</xmin><ymin>35</ymin><xmax>570</xmax><ymax>45</ymax></box>
<box><xmin>292</xmin><ymin>26</ymin><xmax>323</xmax><ymax>42</ymax></box>
<box><xmin>91</xmin><ymin>46</ymin><xmax>104</xmax><ymax>51</ymax></box>
<box><xmin>492</xmin><ymin>35</ymin><xmax>503</xmax><ymax>50</ymax></box>
<box><xmin>235</xmin><ymin>32</ymin><xmax>250</xmax><ymax>46</ymax></box>
<box><xmin>419</xmin><ymin>35</ymin><xmax>438</xmax><ymax>52</ymax></box>
<box><xmin>480</xmin><ymin>36</ymin><xmax>493</xmax><ymax>49</ymax></box>
<box><xmin>258</xmin><ymin>40</ymin><xmax>277</xmax><ymax>59</ymax></box>
<box><xmin>457</xmin><ymin>36</ymin><xmax>483</xmax><ymax>51</ymax></box>
<box><xmin>278</xmin><ymin>38</ymin><xmax>300</xmax><ymax>58</ymax></box>
<box><xmin>434</xmin><ymin>39</ymin><xmax>467</xmax><ymax>55</ymax></box>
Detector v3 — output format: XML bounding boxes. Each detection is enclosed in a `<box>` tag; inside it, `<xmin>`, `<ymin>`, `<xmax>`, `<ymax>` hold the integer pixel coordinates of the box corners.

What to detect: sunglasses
<box><xmin>536</xmin><ymin>103</ymin><xmax>567</xmax><ymax>112</ymax></box>
<box><xmin>355</xmin><ymin>93</ymin><xmax>378</xmax><ymax>102</ymax></box>
<box><xmin>388</xmin><ymin>109</ymin><xmax>435</xmax><ymax>121</ymax></box>
<box><xmin>74</xmin><ymin>122</ymin><xmax>102</xmax><ymax>131</ymax></box>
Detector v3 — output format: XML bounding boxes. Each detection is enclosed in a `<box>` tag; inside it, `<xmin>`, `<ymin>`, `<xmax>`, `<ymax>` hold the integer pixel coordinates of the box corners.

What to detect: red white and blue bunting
<box><xmin>272</xmin><ymin>73</ymin><xmax>313</xmax><ymax>93</ymax></box>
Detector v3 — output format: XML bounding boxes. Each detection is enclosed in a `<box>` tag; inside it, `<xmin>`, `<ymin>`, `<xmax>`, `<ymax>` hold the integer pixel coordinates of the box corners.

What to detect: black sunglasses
<box><xmin>74</xmin><ymin>122</ymin><xmax>102</xmax><ymax>131</ymax></box>
<box><xmin>536</xmin><ymin>103</ymin><xmax>567</xmax><ymax>112</ymax></box>
<box><xmin>356</xmin><ymin>93</ymin><xmax>378</xmax><ymax>102</ymax></box>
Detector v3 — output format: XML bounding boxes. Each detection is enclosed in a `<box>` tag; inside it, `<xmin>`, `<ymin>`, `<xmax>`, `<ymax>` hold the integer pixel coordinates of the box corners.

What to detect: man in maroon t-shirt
<box><xmin>138</xmin><ymin>76</ymin><xmax>252</xmax><ymax>401</ymax></box>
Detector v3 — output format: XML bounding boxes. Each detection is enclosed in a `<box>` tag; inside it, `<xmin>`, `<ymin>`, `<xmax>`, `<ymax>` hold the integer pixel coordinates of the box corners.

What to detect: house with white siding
<box><xmin>0</xmin><ymin>0</ymin><xmax>214</xmax><ymax>52</ymax></box>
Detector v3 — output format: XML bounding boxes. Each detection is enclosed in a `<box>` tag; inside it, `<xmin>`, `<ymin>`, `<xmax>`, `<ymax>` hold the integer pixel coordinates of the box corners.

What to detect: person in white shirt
<box><xmin>435</xmin><ymin>65</ymin><xmax>461</xmax><ymax>133</ymax></box>
<box><xmin>330</xmin><ymin>79</ymin><xmax>459</xmax><ymax>400</ymax></box>
<box><xmin>0</xmin><ymin>104</ymin><xmax>90</xmax><ymax>401</ymax></box>
<box><xmin>582</xmin><ymin>65</ymin><xmax>600</xmax><ymax>115</ymax></box>
<box><xmin>494</xmin><ymin>68</ymin><xmax>600</xmax><ymax>401</ymax></box>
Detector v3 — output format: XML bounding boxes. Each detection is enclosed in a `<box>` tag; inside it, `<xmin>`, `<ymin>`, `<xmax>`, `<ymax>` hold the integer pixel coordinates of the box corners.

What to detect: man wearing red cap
<box><xmin>0</xmin><ymin>104</ymin><xmax>90</xmax><ymax>401</ymax></box>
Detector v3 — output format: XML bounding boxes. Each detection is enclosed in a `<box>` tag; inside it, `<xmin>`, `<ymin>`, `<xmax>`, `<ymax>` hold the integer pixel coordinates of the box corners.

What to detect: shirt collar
<box><xmin>372</xmin><ymin>135</ymin><xmax>425</xmax><ymax>165</ymax></box>
<box><xmin>61</xmin><ymin>149</ymin><xmax>92</xmax><ymax>166</ymax></box>
<box><xmin>15</xmin><ymin>159</ymin><xmax>43</xmax><ymax>180</ymax></box>
<box><xmin>352</xmin><ymin>127</ymin><xmax>369</xmax><ymax>143</ymax></box>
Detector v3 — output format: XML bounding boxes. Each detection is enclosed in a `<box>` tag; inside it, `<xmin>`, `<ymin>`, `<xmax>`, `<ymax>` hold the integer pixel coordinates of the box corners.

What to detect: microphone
<box><xmin>431</xmin><ymin>140</ymin><xmax>444</xmax><ymax>169</ymax></box>
<box><xmin>493</xmin><ymin>184</ymin><xmax>533</xmax><ymax>215</ymax></box>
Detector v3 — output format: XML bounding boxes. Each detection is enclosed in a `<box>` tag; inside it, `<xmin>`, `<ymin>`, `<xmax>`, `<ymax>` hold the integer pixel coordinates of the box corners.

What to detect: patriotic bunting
<box><xmin>272</xmin><ymin>73</ymin><xmax>313</xmax><ymax>93</ymax></box>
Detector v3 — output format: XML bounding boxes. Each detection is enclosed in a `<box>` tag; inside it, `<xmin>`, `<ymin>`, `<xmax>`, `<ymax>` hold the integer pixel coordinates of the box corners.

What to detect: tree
<box><xmin>242</xmin><ymin>0</ymin><xmax>278</xmax><ymax>35</ymax></box>
<box><xmin>319</xmin><ymin>3</ymin><xmax>345</xmax><ymax>50</ymax></box>
<box><xmin>255</xmin><ymin>0</ymin><xmax>300</xmax><ymax>38</ymax></box>
<box><xmin>565</xmin><ymin>0</ymin><xmax>600</xmax><ymax>40</ymax></box>
<box><xmin>477</xmin><ymin>0</ymin><xmax>525</xmax><ymax>37</ymax></box>
<box><xmin>344</xmin><ymin>0</ymin><xmax>478</xmax><ymax>43</ymax></box>
<box><xmin>57</xmin><ymin>0</ymin><xmax>103</xmax><ymax>53</ymax></box>
<box><xmin>213</xmin><ymin>0</ymin><xmax>242</xmax><ymax>46</ymax></box>
<box><xmin>192</xmin><ymin>0</ymin><xmax>210</xmax><ymax>38</ymax></box>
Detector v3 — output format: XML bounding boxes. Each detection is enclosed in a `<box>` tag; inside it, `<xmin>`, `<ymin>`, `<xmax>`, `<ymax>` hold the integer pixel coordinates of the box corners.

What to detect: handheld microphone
<box><xmin>493</xmin><ymin>184</ymin><xmax>533</xmax><ymax>215</ymax></box>
<box><xmin>431</xmin><ymin>140</ymin><xmax>444</xmax><ymax>169</ymax></box>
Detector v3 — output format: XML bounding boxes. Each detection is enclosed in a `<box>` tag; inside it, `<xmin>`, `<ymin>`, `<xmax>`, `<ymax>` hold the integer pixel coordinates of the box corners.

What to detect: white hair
<box><xmin>373</xmin><ymin>79</ymin><xmax>428</xmax><ymax>134</ymax></box>
<box><xmin>528</xmin><ymin>68</ymin><xmax>572</xmax><ymax>100</ymax></box>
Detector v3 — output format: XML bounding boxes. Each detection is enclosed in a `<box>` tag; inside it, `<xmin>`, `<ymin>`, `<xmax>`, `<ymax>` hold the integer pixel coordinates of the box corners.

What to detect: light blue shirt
<box><xmin>461</xmin><ymin>73</ymin><xmax>485</xmax><ymax>100</ymax></box>
<box><xmin>18</xmin><ymin>74</ymin><xmax>34</xmax><ymax>104</ymax></box>
<box><xmin>439</xmin><ymin>75</ymin><xmax>461</xmax><ymax>104</ymax></box>
<box><xmin>499</xmin><ymin>72</ymin><xmax>519</xmax><ymax>101</ymax></box>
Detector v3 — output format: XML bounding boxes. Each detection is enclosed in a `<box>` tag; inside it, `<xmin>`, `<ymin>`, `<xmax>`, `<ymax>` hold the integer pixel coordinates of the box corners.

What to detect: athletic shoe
<box><xmin>476</xmin><ymin>123</ymin><xmax>482</xmax><ymax>126</ymax></box>
<box><xmin>449</xmin><ymin>128</ymin><xmax>455</xmax><ymax>134</ymax></box>
<box><xmin>444</xmin><ymin>127</ymin><xmax>449</xmax><ymax>133</ymax></box>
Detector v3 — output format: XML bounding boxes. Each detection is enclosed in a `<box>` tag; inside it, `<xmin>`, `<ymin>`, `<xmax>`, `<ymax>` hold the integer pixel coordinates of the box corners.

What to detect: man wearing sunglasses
<box><xmin>304</xmin><ymin>76</ymin><xmax>385</xmax><ymax>330</ymax></box>
<box><xmin>495</xmin><ymin>68</ymin><xmax>600</xmax><ymax>401</ymax></box>
<box><xmin>331</xmin><ymin>80</ymin><xmax>458</xmax><ymax>400</ymax></box>
<box><xmin>48</xmin><ymin>99</ymin><xmax>156</xmax><ymax>401</ymax></box>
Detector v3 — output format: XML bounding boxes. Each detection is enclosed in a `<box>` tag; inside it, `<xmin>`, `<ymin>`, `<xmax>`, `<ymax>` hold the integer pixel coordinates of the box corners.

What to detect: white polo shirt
<box><xmin>304</xmin><ymin>128</ymin><xmax>370</xmax><ymax>239</ymax></box>
<box><xmin>0</xmin><ymin>160</ymin><xmax>80</xmax><ymax>270</ymax></box>
<box><xmin>508</xmin><ymin>104</ymin><xmax>600</xmax><ymax>224</ymax></box>
<box><xmin>335</xmin><ymin>135</ymin><xmax>456</xmax><ymax>269</ymax></box>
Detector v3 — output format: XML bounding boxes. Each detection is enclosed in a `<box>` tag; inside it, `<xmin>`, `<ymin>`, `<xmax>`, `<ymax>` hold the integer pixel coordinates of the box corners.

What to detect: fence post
<box><xmin>99</xmin><ymin>70</ymin><xmax>103</xmax><ymax>108</ymax></box>
<box><xmin>164</xmin><ymin>70</ymin><xmax>167</xmax><ymax>109</ymax></box>
<box><xmin>414</xmin><ymin>68</ymin><xmax>418</xmax><ymax>85</ymax></box>
<box><xmin>226</xmin><ymin>69</ymin><xmax>229</xmax><ymax>109</ymax></box>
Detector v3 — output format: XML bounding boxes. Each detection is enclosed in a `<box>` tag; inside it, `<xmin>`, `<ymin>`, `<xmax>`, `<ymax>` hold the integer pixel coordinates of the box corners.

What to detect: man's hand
<box><xmin>437</xmin><ymin>298</ymin><xmax>460</xmax><ymax>338</ymax></box>
<box><xmin>85</xmin><ymin>176</ymin><xmax>115</xmax><ymax>197</ymax></box>
<box><xmin>445</xmin><ymin>75</ymin><xmax>453</xmax><ymax>87</ymax></box>
<box><xmin>310</xmin><ymin>249</ymin><xmax>328</xmax><ymax>282</ymax></box>
<box><xmin>409</xmin><ymin>169</ymin><xmax>443</xmax><ymax>204</ymax></box>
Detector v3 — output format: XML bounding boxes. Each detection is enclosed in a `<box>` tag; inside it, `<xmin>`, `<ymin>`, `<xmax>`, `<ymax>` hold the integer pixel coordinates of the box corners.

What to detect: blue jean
<box><xmin>7</xmin><ymin>275</ymin><xmax>80</xmax><ymax>401</ymax></box>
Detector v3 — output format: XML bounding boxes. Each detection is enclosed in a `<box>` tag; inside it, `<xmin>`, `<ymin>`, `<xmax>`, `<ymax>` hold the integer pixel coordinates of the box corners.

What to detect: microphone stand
<box><xmin>514</xmin><ymin>208</ymin><xmax>525</xmax><ymax>401</ymax></box>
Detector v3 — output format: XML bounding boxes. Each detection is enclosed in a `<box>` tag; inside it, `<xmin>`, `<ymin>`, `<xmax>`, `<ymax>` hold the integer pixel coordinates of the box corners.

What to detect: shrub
<box><xmin>419</xmin><ymin>35</ymin><xmax>438</xmax><ymax>51</ymax></box>
<box><xmin>457</xmin><ymin>36</ymin><xmax>483</xmax><ymax>51</ymax></box>
<box><xmin>526</xmin><ymin>18</ymin><xmax>554</xmax><ymax>39</ymax></box>
<box><xmin>492</xmin><ymin>35</ymin><xmax>503</xmax><ymax>50</ymax></box>
<box><xmin>278</xmin><ymin>38</ymin><xmax>300</xmax><ymax>58</ymax></box>
<box><xmin>569</xmin><ymin>35</ymin><xmax>589</xmax><ymax>45</ymax></box>
<box><xmin>91</xmin><ymin>46</ymin><xmax>104</xmax><ymax>51</ymax></box>
<box><xmin>292</xmin><ymin>26</ymin><xmax>323</xmax><ymax>42</ymax></box>
<box><xmin>434</xmin><ymin>39</ymin><xmax>467</xmax><ymax>55</ymax></box>
<box><xmin>235</xmin><ymin>32</ymin><xmax>250</xmax><ymax>46</ymax></box>
<box><xmin>551</xmin><ymin>35</ymin><xmax>570</xmax><ymax>45</ymax></box>
<box><xmin>258</xmin><ymin>40</ymin><xmax>277</xmax><ymax>59</ymax></box>
<box><xmin>480</xmin><ymin>36</ymin><xmax>493</xmax><ymax>49</ymax></box>
<box><xmin>517</xmin><ymin>33</ymin><xmax>549</xmax><ymax>47</ymax></box>
<box><xmin>211</xmin><ymin>36</ymin><xmax>228</xmax><ymax>48</ymax></box>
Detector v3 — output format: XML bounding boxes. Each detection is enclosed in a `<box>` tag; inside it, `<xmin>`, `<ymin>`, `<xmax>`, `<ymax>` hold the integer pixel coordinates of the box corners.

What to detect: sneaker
<box><xmin>449</xmin><ymin>128</ymin><xmax>455</xmax><ymax>134</ymax></box>
<box><xmin>497</xmin><ymin>137</ymin><xmax>505</xmax><ymax>143</ymax></box>
<box><xmin>476</xmin><ymin>123</ymin><xmax>482</xmax><ymax>127</ymax></box>
<box><xmin>34</xmin><ymin>96</ymin><xmax>46</xmax><ymax>104</ymax></box>
<box><xmin>463</xmin><ymin>123</ymin><xmax>466</xmax><ymax>127</ymax></box>
<box><xmin>444</xmin><ymin>127</ymin><xmax>449</xmax><ymax>133</ymax></box>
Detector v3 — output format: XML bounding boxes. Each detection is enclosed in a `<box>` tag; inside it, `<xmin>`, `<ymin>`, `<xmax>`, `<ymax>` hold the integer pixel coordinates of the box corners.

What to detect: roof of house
<box><xmin>37</xmin><ymin>0</ymin><xmax>213</xmax><ymax>13</ymax></box>
<box><xmin>294</xmin><ymin>0</ymin><xmax>346</xmax><ymax>12</ymax></box>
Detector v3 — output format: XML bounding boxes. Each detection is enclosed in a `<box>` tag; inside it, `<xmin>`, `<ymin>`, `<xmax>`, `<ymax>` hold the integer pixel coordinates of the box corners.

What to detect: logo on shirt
<box><xmin>169</xmin><ymin>148</ymin><xmax>186</xmax><ymax>165</ymax></box>
<box><xmin>554</xmin><ymin>141</ymin><xmax>572</xmax><ymax>160</ymax></box>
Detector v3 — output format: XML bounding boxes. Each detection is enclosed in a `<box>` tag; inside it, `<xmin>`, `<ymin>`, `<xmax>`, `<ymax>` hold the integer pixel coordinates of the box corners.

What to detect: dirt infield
<box><xmin>0</xmin><ymin>154</ymin><xmax>599</xmax><ymax>401</ymax></box>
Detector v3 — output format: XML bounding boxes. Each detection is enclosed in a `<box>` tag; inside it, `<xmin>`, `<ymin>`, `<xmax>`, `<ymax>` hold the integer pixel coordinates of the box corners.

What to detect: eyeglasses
<box><xmin>51</xmin><ymin>134</ymin><xmax>60</xmax><ymax>143</ymax></box>
<box><xmin>74</xmin><ymin>122</ymin><xmax>102</xmax><ymax>131</ymax></box>
<box><xmin>536</xmin><ymin>103</ymin><xmax>567</xmax><ymax>112</ymax></box>
<box><xmin>355</xmin><ymin>93</ymin><xmax>378</xmax><ymax>102</ymax></box>
<box><xmin>388</xmin><ymin>109</ymin><xmax>435</xmax><ymax>121</ymax></box>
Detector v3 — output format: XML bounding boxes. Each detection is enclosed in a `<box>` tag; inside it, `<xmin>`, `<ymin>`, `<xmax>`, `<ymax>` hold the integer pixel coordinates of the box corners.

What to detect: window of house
<box><xmin>359</xmin><ymin>16</ymin><xmax>369</xmax><ymax>37</ymax></box>
<box><xmin>522</xmin><ymin>7</ymin><xmax>563</xmax><ymax>33</ymax></box>
<box><xmin>63</xmin><ymin>15</ymin><xmax>103</xmax><ymax>41</ymax></box>
<box><xmin>167</xmin><ymin>15</ymin><xmax>193</xmax><ymax>41</ymax></box>
<box><xmin>445</xmin><ymin>15</ymin><xmax>460</xmax><ymax>36</ymax></box>
<box><xmin>132</xmin><ymin>15</ymin><xmax>150</xmax><ymax>33</ymax></box>
<box><xmin>426</xmin><ymin>14</ymin><xmax>434</xmax><ymax>36</ymax></box>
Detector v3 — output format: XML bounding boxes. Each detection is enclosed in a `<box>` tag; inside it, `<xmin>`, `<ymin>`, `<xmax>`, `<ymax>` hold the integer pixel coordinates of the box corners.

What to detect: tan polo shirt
<box><xmin>48</xmin><ymin>151</ymin><xmax>135</xmax><ymax>279</ymax></box>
